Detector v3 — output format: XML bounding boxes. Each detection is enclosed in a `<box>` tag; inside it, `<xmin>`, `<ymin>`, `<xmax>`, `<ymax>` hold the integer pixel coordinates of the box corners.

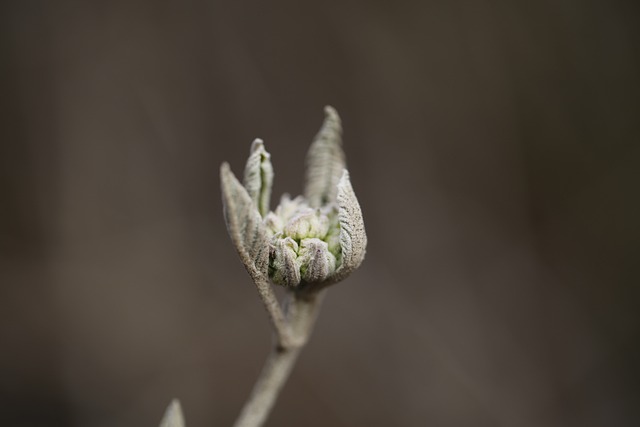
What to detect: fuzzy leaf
<box><xmin>298</xmin><ymin>238</ymin><xmax>336</xmax><ymax>283</ymax></box>
<box><xmin>304</xmin><ymin>106</ymin><xmax>346</xmax><ymax>208</ymax></box>
<box><xmin>243</xmin><ymin>139</ymin><xmax>274</xmax><ymax>217</ymax></box>
<box><xmin>221</xmin><ymin>163</ymin><xmax>270</xmax><ymax>278</ymax></box>
<box><xmin>159</xmin><ymin>399</ymin><xmax>185</xmax><ymax>427</ymax></box>
<box><xmin>331</xmin><ymin>170</ymin><xmax>367</xmax><ymax>283</ymax></box>
<box><xmin>271</xmin><ymin>237</ymin><xmax>301</xmax><ymax>287</ymax></box>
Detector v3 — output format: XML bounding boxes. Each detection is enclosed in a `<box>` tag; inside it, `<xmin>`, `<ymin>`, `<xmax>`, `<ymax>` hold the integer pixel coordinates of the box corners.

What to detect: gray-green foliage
<box><xmin>221</xmin><ymin>106</ymin><xmax>367</xmax><ymax>291</ymax></box>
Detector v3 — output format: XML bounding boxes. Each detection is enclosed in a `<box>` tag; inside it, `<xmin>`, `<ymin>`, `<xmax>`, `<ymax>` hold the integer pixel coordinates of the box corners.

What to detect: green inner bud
<box><xmin>265</xmin><ymin>195</ymin><xmax>341</xmax><ymax>287</ymax></box>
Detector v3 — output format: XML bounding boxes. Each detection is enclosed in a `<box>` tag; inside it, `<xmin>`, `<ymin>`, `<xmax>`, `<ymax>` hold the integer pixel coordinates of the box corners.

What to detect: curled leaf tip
<box><xmin>244</xmin><ymin>138</ymin><xmax>274</xmax><ymax>217</ymax></box>
<box><xmin>250</xmin><ymin>138</ymin><xmax>264</xmax><ymax>150</ymax></box>
<box><xmin>324</xmin><ymin>105</ymin><xmax>340</xmax><ymax>123</ymax></box>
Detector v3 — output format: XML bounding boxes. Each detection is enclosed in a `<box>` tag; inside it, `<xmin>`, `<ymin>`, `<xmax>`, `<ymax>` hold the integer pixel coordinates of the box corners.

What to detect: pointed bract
<box><xmin>304</xmin><ymin>106</ymin><xmax>346</xmax><ymax>208</ymax></box>
<box><xmin>159</xmin><ymin>399</ymin><xmax>185</xmax><ymax>427</ymax></box>
<box><xmin>330</xmin><ymin>170</ymin><xmax>367</xmax><ymax>283</ymax></box>
<box><xmin>221</xmin><ymin>163</ymin><xmax>270</xmax><ymax>278</ymax></box>
<box><xmin>243</xmin><ymin>139</ymin><xmax>274</xmax><ymax>217</ymax></box>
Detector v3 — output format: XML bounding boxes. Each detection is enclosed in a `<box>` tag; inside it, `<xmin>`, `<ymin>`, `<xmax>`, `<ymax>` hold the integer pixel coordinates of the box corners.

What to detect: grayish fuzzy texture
<box><xmin>332</xmin><ymin>170</ymin><xmax>367</xmax><ymax>282</ymax></box>
<box><xmin>159</xmin><ymin>400</ymin><xmax>185</xmax><ymax>427</ymax></box>
<box><xmin>304</xmin><ymin>106</ymin><xmax>346</xmax><ymax>208</ymax></box>
<box><xmin>219</xmin><ymin>107</ymin><xmax>367</xmax><ymax>427</ymax></box>
<box><xmin>298</xmin><ymin>238</ymin><xmax>336</xmax><ymax>283</ymax></box>
<box><xmin>243</xmin><ymin>139</ymin><xmax>274</xmax><ymax>217</ymax></box>
<box><xmin>271</xmin><ymin>237</ymin><xmax>300</xmax><ymax>287</ymax></box>
<box><xmin>220</xmin><ymin>163</ymin><xmax>292</xmax><ymax>348</ymax></box>
<box><xmin>232</xmin><ymin>292</ymin><xmax>325</xmax><ymax>427</ymax></box>
<box><xmin>222</xmin><ymin>107</ymin><xmax>366</xmax><ymax>294</ymax></box>
<box><xmin>221</xmin><ymin>162</ymin><xmax>270</xmax><ymax>277</ymax></box>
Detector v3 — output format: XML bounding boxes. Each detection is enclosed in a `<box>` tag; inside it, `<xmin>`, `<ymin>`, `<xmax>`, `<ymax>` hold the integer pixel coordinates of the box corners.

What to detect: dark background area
<box><xmin>1</xmin><ymin>1</ymin><xmax>639</xmax><ymax>426</ymax></box>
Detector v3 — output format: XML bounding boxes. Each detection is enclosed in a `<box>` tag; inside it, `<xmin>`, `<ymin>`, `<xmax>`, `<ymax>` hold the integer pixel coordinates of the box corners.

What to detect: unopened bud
<box><xmin>270</xmin><ymin>237</ymin><xmax>300</xmax><ymax>287</ymax></box>
<box><xmin>297</xmin><ymin>238</ymin><xmax>337</xmax><ymax>283</ymax></box>
<box><xmin>284</xmin><ymin>210</ymin><xmax>330</xmax><ymax>240</ymax></box>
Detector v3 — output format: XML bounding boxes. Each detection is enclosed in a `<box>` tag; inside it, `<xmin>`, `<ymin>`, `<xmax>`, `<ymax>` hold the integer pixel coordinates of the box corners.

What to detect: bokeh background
<box><xmin>2</xmin><ymin>0</ymin><xmax>639</xmax><ymax>426</ymax></box>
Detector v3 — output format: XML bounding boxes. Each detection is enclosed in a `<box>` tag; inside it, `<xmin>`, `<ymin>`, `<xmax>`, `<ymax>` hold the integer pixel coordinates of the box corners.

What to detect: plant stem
<box><xmin>232</xmin><ymin>344</ymin><xmax>301</xmax><ymax>427</ymax></box>
<box><xmin>233</xmin><ymin>291</ymin><xmax>325</xmax><ymax>427</ymax></box>
<box><xmin>251</xmin><ymin>273</ymin><xmax>294</xmax><ymax>349</ymax></box>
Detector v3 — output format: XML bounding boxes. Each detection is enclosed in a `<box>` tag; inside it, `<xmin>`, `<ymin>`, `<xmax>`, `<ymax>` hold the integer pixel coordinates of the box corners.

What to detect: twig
<box><xmin>218</xmin><ymin>107</ymin><xmax>367</xmax><ymax>427</ymax></box>
<box><xmin>233</xmin><ymin>292</ymin><xmax>325</xmax><ymax>427</ymax></box>
<box><xmin>248</xmin><ymin>269</ymin><xmax>294</xmax><ymax>349</ymax></box>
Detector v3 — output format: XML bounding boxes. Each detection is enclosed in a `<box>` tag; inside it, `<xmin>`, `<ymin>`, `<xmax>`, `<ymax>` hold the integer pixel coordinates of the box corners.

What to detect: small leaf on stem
<box><xmin>221</xmin><ymin>163</ymin><xmax>270</xmax><ymax>278</ymax></box>
<box><xmin>159</xmin><ymin>399</ymin><xmax>185</xmax><ymax>427</ymax></box>
<box><xmin>331</xmin><ymin>170</ymin><xmax>367</xmax><ymax>283</ymax></box>
<box><xmin>243</xmin><ymin>139</ymin><xmax>274</xmax><ymax>217</ymax></box>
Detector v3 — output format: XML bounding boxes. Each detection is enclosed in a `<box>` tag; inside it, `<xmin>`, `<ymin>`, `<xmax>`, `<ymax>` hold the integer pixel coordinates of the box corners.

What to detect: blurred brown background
<box><xmin>1</xmin><ymin>0</ymin><xmax>639</xmax><ymax>426</ymax></box>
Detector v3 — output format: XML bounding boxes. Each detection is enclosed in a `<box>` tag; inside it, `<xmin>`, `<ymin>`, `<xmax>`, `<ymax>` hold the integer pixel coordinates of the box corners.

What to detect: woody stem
<box><xmin>233</xmin><ymin>291</ymin><xmax>325</xmax><ymax>427</ymax></box>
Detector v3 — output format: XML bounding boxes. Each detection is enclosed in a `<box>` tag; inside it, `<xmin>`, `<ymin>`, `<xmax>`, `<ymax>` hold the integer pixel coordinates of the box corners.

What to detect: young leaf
<box><xmin>304</xmin><ymin>106</ymin><xmax>346</xmax><ymax>208</ymax></box>
<box><xmin>243</xmin><ymin>139</ymin><xmax>274</xmax><ymax>217</ymax></box>
<box><xmin>331</xmin><ymin>170</ymin><xmax>367</xmax><ymax>283</ymax></box>
<box><xmin>159</xmin><ymin>399</ymin><xmax>185</xmax><ymax>427</ymax></box>
<box><xmin>221</xmin><ymin>163</ymin><xmax>270</xmax><ymax>278</ymax></box>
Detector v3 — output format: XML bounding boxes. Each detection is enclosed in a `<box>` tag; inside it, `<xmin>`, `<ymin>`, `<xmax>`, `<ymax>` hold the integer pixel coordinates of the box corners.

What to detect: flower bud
<box><xmin>270</xmin><ymin>237</ymin><xmax>300</xmax><ymax>287</ymax></box>
<box><xmin>263</xmin><ymin>212</ymin><xmax>283</xmax><ymax>237</ymax></box>
<box><xmin>221</xmin><ymin>107</ymin><xmax>366</xmax><ymax>294</ymax></box>
<box><xmin>297</xmin><ymin>238</ymin><xmax>337</xmax><ymax>283</ymax></box>
<box><xmin>284</xmin><ymin>210</ymin><xmax>330</xmax><ymax>240</ymax></box>
<box><xmin>274</xmin><ymin>195</ymin><xmax>307</xmax><ymax>224</ymax></box>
